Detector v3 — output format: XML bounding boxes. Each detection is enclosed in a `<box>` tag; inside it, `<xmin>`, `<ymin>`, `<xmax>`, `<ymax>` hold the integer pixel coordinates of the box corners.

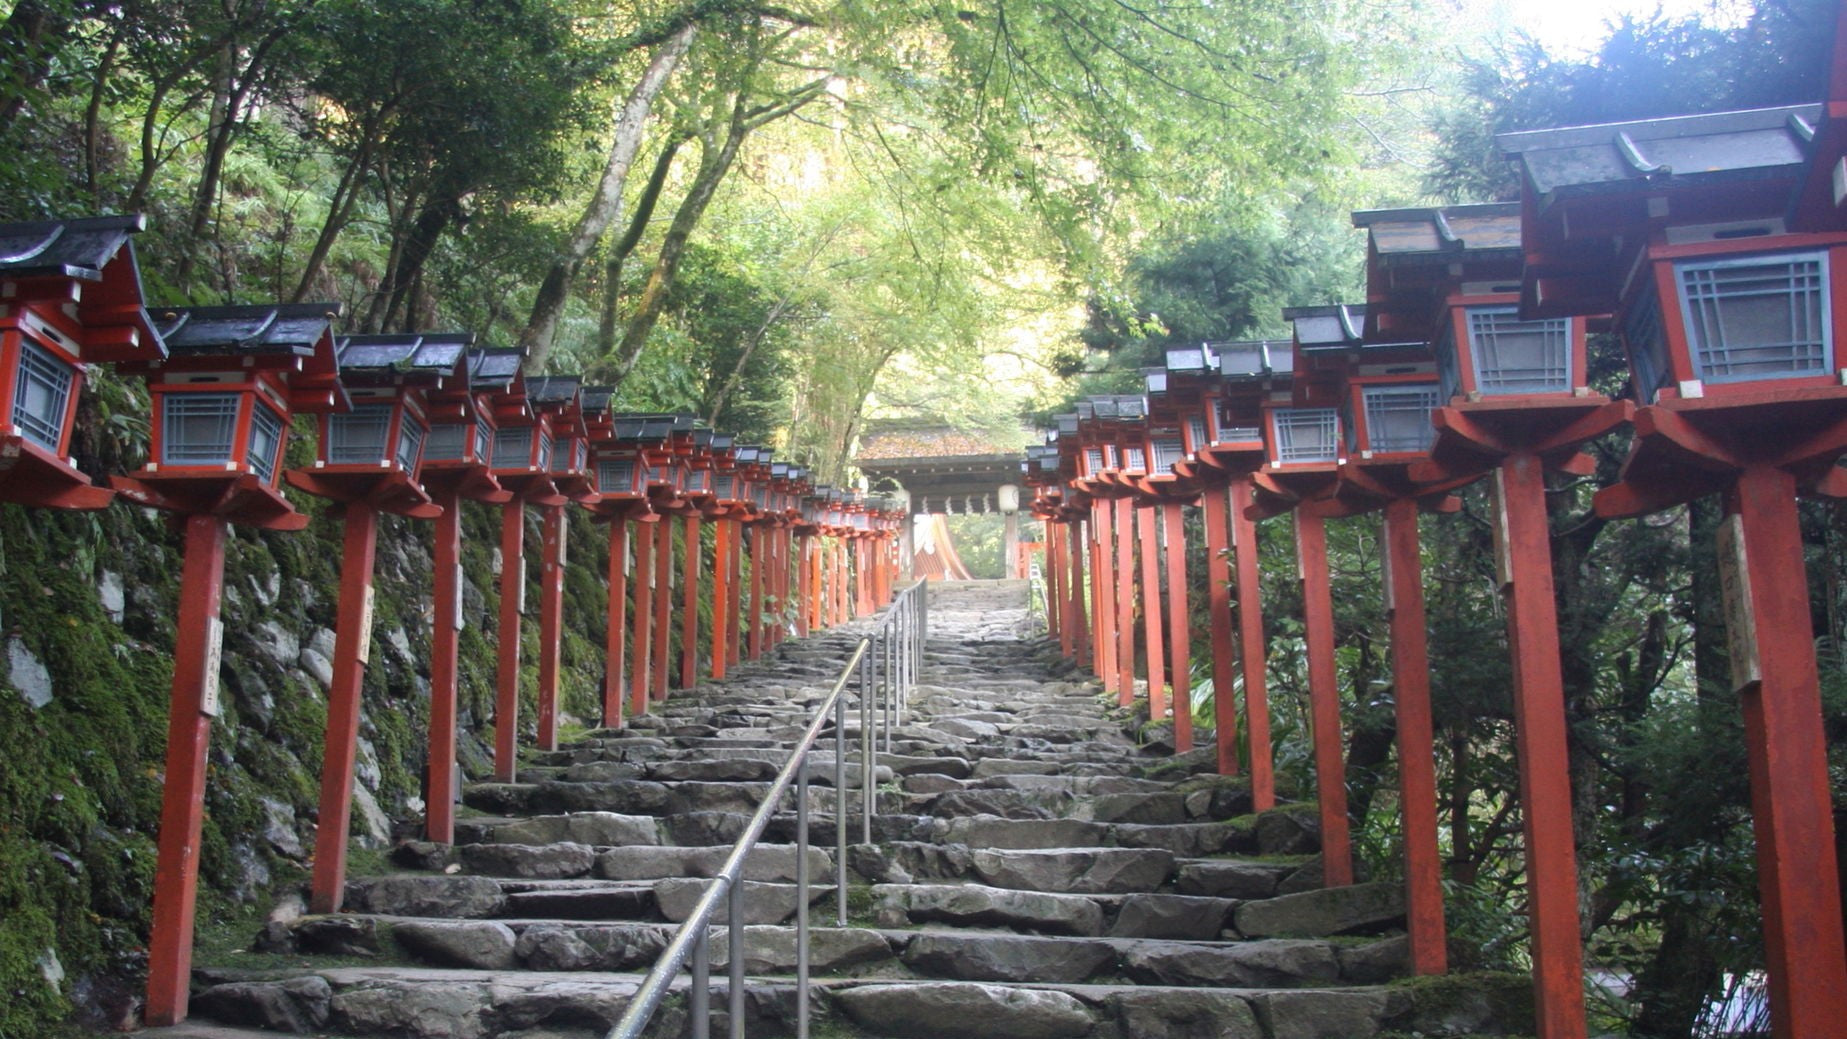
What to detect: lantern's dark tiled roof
<box><xmin>1144</xmin><ymin>369</ymin><xmax>1169</xmax><ymax>394</ymax></box>
<box><xmin>334</xmin><ymin>332</ymin><xmax>471</xmax><ymax>384</ymax></box>
<box><xmin>525</xmin><ymin>375</ymin><xmax>581</xmax><ymax>407</ymax></box>
<box><xmin>469</xmin><ymin>348</ymin><xmax>523</xmax><ymax>389</ymax></box>
<box><xmin>1214</xmin><ymin>339</ymin><xmax>1293</xmax><ymax>377</ymax></box>
<box><xmin>1165</xmin><ymin>344</ymin><xmax>1214</xmax><ymax>373</ymax></box>
<box><xmin>709</xmin><ymin>433</ymin><xmax>735</xmax><ymax>451</ymax></box>
<box><xmin>1351</xmin><ymin>204</ymin><xmax>1521</xmax><ymax>260</ymax></box>
<box><xmin>580</xmin><ymin>386</ymin><xmax>614</xmax><ymax>413</ymax></box>
<box><xmin>1498</xmin><ymin>103</ymin><xmax>1821</xmax><ymax>200</ymax></box>
<box><xmin>154</xmin><ymin>304</ymin><xmax>341</xmax><ymax>369</ymax></box>
<box><xmin>1055</xmin><ymin>414</ymin><xmax>1079</xmax><ymax>436</ymax></box>
<box><xmin>0</xmin><ymin>214</ymin><xmax>147</xmax><ymax>281</ymax></box>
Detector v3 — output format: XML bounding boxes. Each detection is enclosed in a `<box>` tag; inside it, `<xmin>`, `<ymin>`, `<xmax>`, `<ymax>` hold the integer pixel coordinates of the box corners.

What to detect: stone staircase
<box><xmin>142</xmin><ymin>580</ymin><xmax>1530</xmax><ymax>1039</ymax></box>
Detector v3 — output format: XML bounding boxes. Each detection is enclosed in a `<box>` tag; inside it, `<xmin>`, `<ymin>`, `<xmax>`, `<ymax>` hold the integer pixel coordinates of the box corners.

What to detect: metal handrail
<box><xmin>607</xmin><ymin>579</ymin><xmax>928</xmax><ymax>1039</ymax></box>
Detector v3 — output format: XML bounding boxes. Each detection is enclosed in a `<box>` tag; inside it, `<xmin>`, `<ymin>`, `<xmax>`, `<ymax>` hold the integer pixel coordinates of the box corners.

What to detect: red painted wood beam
<box><xmin>1494</xmin><ymin>454</ymin><xmax>1587</xmax><ymax>1039</ymax></box>
<box><xmin>1726</xmin><ymin>465</ymin><xmax>1847</xmax><ymax>1039</ymax></box>
<box><xmin>1230</xmin><ymin>479</ymin><xmax>1275</xmax><ymax>810</ymax></box>
<box><xmin>1383</xmin><ymin>497</ymin><xmax>1447</xmax><ymax>972</ymax></box>
<box><xmin>603</xmin><ymin>519</ymin><xmax>630</xmax><ymax>727</ymax></box>
<box><xmin>710</xmin><ymin>519</ymin><xmax>732</xmax><ymax>680</ymax></box>
<box><xmin>1091</xmin><ymin>503</ymin><xmax>1117</xmax><ymax>686</ymax></box>
<box><xmin>679</xmin><ymin>515</ymin><xmax>702</xmax><ymax>686</ymax></box>
<box><xmin>144</xmin><ymin>514</ymin><xmax>229</xmax><ymax>1027</ymax></box>
<box><xmin>1068</xmin><ymin>519</ymin><xmax>1090</xmax><ymax>667</ymax></box>
<box><xmin>494</xmin><ymin>501</ymin><xmax>524</xmax><ymax>782</ymax></box>
<box><xmin>630</xmin><ymin>517</ymin><xmax>654</xmax><ymax>717</ymax></box>
<box><xmin>1162</xmin><ymin>502</ymin><xmax>1193</xmax><ymax>752</ymax></box>
<box><xmin>729</xmin><ymin>525</ymin><xmax>745</xmax><ymax>663</ymax></box>
<box><xmin>650</xmin><ymin>516</ymin><xmax>672</xmax><ymax>699</ymax></box>
<box><xmin>310</xmin><ymin>503</ymin><xmax>381</xmax><ymax>914</ymax></box>
<box><xmin>535</xmin><ymin>504</ymin><xmax>566</xmax><ymax>752</ymax></box>
<box><xmin>1202</xmin><ymin>487</ymin><xmax>1238</xmax><ymax>774</ymax></box>
<box><xmin>748</xmin><ymin>525</ymin><xmax>765</xmax><ymax>659</ymax></box>
<box><xmin>1137</xmin><ymin>502</ymin><xmax>1168</xmax><ymax>720</ymax></box>
<box><xmin>1114</xmin><ymin>496</ymin><xmax>1136</xmax><ymax>706</ymax></box>
<box><xmin>1295</xmin><ymin>509</ymin><xmax>1353</xmax><ymax>887</ymax></box>
<box><xmin>1045</xmin><ymin>523</ymin><xmax>1064</xmax><ymax>645</ymax></box>
<box><xmin>426</xmin><ymin>488</ymin><xmax>463</xmax><ymax>843</ymax></box>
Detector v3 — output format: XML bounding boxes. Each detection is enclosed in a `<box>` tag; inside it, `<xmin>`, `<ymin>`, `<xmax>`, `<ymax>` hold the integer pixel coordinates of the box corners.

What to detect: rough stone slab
<box><xmin>969</xmin><ymin>847</ymin><xmax>1175</xmax><ymax>895</ymax></box>
<box><xmin>596</xmin><ymin>844</ymin><xmax>830</xmax><ymax>883</ymax></box>
<box><xmin>530</xmin><ymin>779</ymin><xmax>671</xmax><ymax>815</ymax></box>
<box><xmin>1233</xmin><ymin>881</ymin><xmax>1406</xmax><ymax>938</ymax></box>
<box><xmin>344</xmin><ymin>875</ymin><xmax>506</xmax><ymax>918</ymax></box>
<box><xmin>1119</xmin><ymin>938</ymin><xmax>1340</xmax><ymax>988</ymax></box>
<box><xmin>738</xmin><ymin>925</ymin><xmax>893</xmax><ymax>973</ymax></box>
<box><xmin>874</xmin><ymin>882</ymin><xmax>1105</xmax><ymax>936</ymax></box>
<box><xmin>501</xmin><ymin>886</ymin><xmax>655</xmax><ymax>921</ymax></box>
<box><xmin>1110</xmin><ymin>988</ymin><xmax>1263</xmax><ymax>1039</ymax></box>
<box><xmin>514</xmin><ymin>924</ymin><xmax>667</xmax><ymax>971</ymax></box>
<box><xmin>329</xmin><ymin>979</ymin><xmax>493</xmax><ymax>1039</ymax></box>
<box><xmin>882</xmin><ymin>753</ymin><xmax>973</xmax><ymax>778</ymax></box>
<box><xmin>654</xmin><ymin>877</ymin><xmax>832</xmax><ymax>925</ymax></box>
<box><xmin>970</xmin><ymin>758</ymin><xmax>1065</xmax><ymax>778</ymax></box>
<box><xmin>647</xmin><ymin>757</ymin><xmax>778</xmax><ymax>782</ymax></box>
<box><xmin>191</xmin><ymin>978</ymin><xmax>331</xmax><ymax>1033</ymax></box>
<box><xmin>487</xmin><ymin>812</ymin><xmax>661</xmax><ymax>848</ymax></box>
<box><xmin>1076</xmin><ymin>791</ymin><xmax>1189</xmax><ymax>825</ymax></box>
<box><xmin>1111</xmin><ymin>821</ymin><xmax>1250</xmax><ymax>857</ymax></box>
<box><xmin>462</xmin><ymin>783</ymin><xmax>535</xmax><ymax>814</ymax></box>
<box><xmin>460</xmin><ymin>842</ymin><xmax>596</xmax><ymax>880</ymax></box>
<box><xmin>900</xmin><ymin>932</ymin><xmax>1114</xmax><ymax>983</ymax></box>
<box><xmin>1254</xmin><ymin>809</ymin><xmax>1321</xmax><ymax>856</ymax></box>
<box><xmin>392</xmin><ymin>920</ymin><xmax>518</xmax><ymax>969</ymax></box>
<box><xmin>1174</xmin><ymin>859</ymin><xmax>1293</xmax><ymax>900</ymax></box>
<box><xmin>1109</xmin><ymin>894</ymin><xmax>1235</xmax><ymax>940</ymax></box>
<box><xmin>1338</xmin><ymin>935</ymin><xmax>1410</xmax><ymax>983</ymax></box>
<box><xmin>924</xmin><ymin>789</ymin><xmax>1059</xmax><ymax>820</ymax></box>
<box><xmin>834</xmin><ymin>982</ymin><xmax>1095</xmax><ymax>1039</ymax></box>
<box><xmin>1247</xmin><ymin>988</ymin><xmax>1395</xmax><ymax>1039</ymax></box>
<box><xmin>939</xmin><ymin>815</ymin><xmax>1111</xmax><ymax>850</ymax></box>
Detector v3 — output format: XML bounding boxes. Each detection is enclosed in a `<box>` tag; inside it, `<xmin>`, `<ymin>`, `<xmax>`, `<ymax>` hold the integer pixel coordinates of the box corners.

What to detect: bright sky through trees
<box><xmin>1477</xmin><ymin>0</ymin><xmax>1751</xmax><ymax>55</ymax></box>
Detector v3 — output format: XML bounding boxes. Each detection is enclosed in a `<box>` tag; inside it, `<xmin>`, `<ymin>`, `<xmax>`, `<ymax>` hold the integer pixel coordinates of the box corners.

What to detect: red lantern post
<box><xmin>114</xmin><ymin>304</ymin><xmax>345</xmax><ymax>1027</ymax></box>
<box><xmin>1501</xmin><ymin>71</ymin><xmax>1847</xmax><ymax>1035</ymax></box>
<box><xmin>287</xmin><ymin>333</ymin><xmax>464</xmax><ymax>914</ymax></box>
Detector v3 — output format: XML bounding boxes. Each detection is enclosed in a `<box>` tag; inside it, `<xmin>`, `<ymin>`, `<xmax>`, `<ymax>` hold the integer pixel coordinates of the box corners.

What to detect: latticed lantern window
<box><xmin>425</xmin><ymin>422</ymin><xmax>470</xmax><ymax>461</ymax></box>
<box><xmin>1361</xmin><ymin>384</ymin><xmax>1440</xmax><ymax>455</ymax></box>
<box><xmin>247</xmin><ymin>402</ymin><xmax>285</xmax><ymax>483</ymax></box>
<box><xmin>1151</xmin><ymin>436</ymin><xmax>1185</xmax><ymax>471</ymax></box>
<box><xmin>328</xmin><ymin>404</ymin><xmax>394</xmax><ymax>465</ymax></box>
<box><xmin>13</xmin><ymin>339</ymin><xmax>75</xmax><ymax>451</ymax></box>
<box><xmin>1622</xmin><ymin>283</ymin><xmax>1674</xmax><ymax>404</ymax></box>
<box><xmin>162</xmin><ymin>393</ymin><xmax>241</xmax><ymax>467</ymax></box>
<box><xmin>1121</xmin><ymin>445</ymin><xmax>1147</xmax><ymax>474</ymax></box>
<box><xmin>394</xmin><ymin>414</ymin><xmax>425</xmax><ymax>472</ymax></box>
<box><xmin>1675</xmin><ymin>251</ymin><xmax>1830</xmax><ymax>383</ymax></box>
<box><xmin>1466</xmin><ymin>307</ymin><xmax>1571</xmax><ymax>394</ymax></box>
<box><xmin>493</xmin><ymin>427</ymin><xmax>532</xmax><ymax>469</ymax></box>
<box><xmin>1270</xmin><ymin>408</ymin><xmax>1340</xmax><ymax>465</ymax></box>
<box><xmin>597</xmin><ymin>457</ymin><xmax>639</xmax><ymax>494</ymax></box>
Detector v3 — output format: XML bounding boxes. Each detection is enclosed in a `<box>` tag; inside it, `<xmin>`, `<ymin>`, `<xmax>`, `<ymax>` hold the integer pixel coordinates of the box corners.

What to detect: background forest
<box><xmin>0</xmin><ymin>0</ymin><xmax>1843</xmax><ymax>1035</ymax></box>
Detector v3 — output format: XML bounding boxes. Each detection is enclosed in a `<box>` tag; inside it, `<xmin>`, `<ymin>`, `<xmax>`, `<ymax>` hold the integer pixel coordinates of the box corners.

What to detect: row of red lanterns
<box><xmin>1025</xmin><ymin>40</ymin><xmax>1847</xmax><ymax>1039</ymax></box>
<box><xmin>0</xmin><ymin>211</ymin><xmax>907</xmax><ymax>1027</ymax></box>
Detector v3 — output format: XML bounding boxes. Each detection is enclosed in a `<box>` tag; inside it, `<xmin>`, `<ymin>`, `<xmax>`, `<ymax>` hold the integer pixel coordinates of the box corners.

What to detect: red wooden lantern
<box><xmin>1500</xmin><ymin>69</ymin><xmax>1847</xmax><ymax>1036</ymax></box>
<box><xmin>289</xmin><ymin>332</ymin><xmax>466</xmax><ymax>916</ymax></box>
<box><xmin>122</xmin><ymin>303</ymin><xmax>343</xmax><ymax>1028</ymax></box>
<box><xmin>0</xmin><ymin>214</ymin><xmax>165</xmax><ymax>509</ymax></box>
<box><xmin>528</xmin><ymin>376</ymin><xmax>598</xmax><ymax>505</ymax></box>
<box><xmin>413</xmin><ymin>341</ymin><xmax>502</xmax><ymax>845</ymax></box>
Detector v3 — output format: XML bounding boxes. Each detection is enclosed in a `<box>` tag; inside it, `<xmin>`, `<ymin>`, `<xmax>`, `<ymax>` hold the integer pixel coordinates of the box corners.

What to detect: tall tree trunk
<box><xmin>606</xmin><ymin>73</ymin><xmax>827</xmax><ymax>384</ymax></box>
<box><xmin>608</xmin><ymin>108</ymin><xmax>750</xmax><ymax>383</ymax></box>
<box><xmin>597</xmin><ymin>132</ymin><xmax>688</xmax><ymax>355</ymax></box>
<box><xmin>519</xmin><ymin>23</ymin><xmax>694</xmax><ymax>372</ymax></box>
<box><xmin>291</xmin><ymin>120</ymin><xmax>381</xmax><ymax>302</ymax></box>
<box><xmin>83</xmin><ymin>26</ymin><xmax>124</xmax><ymax>198</ymax></box>
<box><xmin>177</xmin><ymin>26</ymin><xmax>289</xmax><ymax>287</ymax></box>
<box><xmin>375</xmin><ymin>193</ymin><xmax>458</xmax><ymax>333</ymax></box>
<box><xmin>0</xmin><ymin>0</ymin><xmax>70</xmax><ymax>136</ymax></box>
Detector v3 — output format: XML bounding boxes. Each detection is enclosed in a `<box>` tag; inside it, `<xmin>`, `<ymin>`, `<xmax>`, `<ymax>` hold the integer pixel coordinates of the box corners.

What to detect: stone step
<box><xmin>187</xmin><ymin>960</ymin><xmax>1505</xmax><ymax>1039</ymax></box>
